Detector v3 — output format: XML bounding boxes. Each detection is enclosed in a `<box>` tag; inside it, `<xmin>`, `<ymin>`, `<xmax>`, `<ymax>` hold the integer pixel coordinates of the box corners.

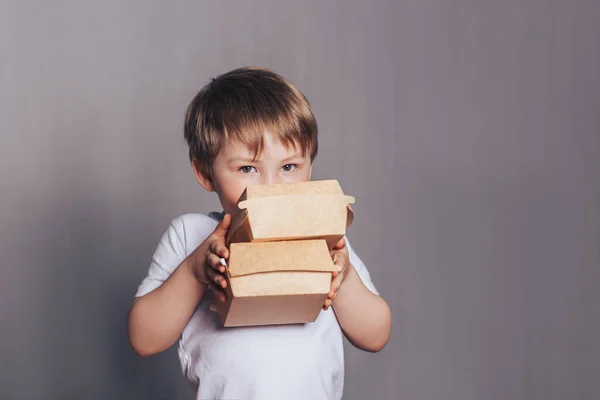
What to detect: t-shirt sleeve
<box><xmin>345</xmin><ymin>236</ymin><xmax>380</xmax><ymax>295</ymax></box>
<box><xmin>135</xmin><ymin>217</ymin><xmax>186</xmax><ymax>298</ymax></box>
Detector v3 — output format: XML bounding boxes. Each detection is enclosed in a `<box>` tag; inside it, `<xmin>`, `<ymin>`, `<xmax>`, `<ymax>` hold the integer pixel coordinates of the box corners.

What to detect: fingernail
<box><xmin>220</xmin><ymin>258</ymin><xmax>227</xmax><ymax>267</ymax></box>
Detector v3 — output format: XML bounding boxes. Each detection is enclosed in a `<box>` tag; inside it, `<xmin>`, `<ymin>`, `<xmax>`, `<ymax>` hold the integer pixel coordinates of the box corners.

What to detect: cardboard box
<box><xmin>213</xmin><ymin>180</ymin><xmax>355</xmax><ymax>327</ymax></box>
<box><xmin>214</xmin><ymin>240</ymin><xmax>341</xmax><ymax>327</ymax></box>
<box><xmin>227</xmin><ymin>180</ymin><xmax>355</xmax><ymax>249</ymax></box>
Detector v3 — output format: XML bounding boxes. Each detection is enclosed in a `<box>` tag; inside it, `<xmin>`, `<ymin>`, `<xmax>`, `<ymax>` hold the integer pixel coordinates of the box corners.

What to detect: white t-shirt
<box><xmin>136</xmin><ymin>213</ymin><xmax>379</xmax><ymax>400</ymax></box>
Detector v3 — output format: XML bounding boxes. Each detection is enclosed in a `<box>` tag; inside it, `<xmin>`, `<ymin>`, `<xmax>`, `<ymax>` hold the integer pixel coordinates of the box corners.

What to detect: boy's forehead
<box><xmin>222</xmin><ymin>134</ymin><xmax>304</xmax><ymax>160</ymax></box>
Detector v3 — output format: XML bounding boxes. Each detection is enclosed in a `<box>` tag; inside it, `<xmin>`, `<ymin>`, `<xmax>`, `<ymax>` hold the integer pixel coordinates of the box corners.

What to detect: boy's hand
<box><xmin>191</xmin><ymin>214</ymin><xmax>231</xmax><ymax>302</ymax></box>
<box><xmin>323</xmin><ymin>237</ymin><xmax>351</xmax><ymax>310</ymax></box>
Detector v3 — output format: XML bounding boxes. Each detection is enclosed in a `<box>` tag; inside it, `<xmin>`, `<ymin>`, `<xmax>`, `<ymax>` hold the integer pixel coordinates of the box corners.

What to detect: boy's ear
<box><xmin>192</xmin><ymin>160</ymin><xmax>215</xmax><ymax>192</ymax></box>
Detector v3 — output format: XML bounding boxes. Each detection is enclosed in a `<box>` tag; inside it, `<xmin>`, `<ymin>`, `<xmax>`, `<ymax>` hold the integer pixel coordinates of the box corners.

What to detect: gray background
<box><xmin>1</xmin><ymin>0</ymin><xmax>599</xmax><ymax>399</ymax></box>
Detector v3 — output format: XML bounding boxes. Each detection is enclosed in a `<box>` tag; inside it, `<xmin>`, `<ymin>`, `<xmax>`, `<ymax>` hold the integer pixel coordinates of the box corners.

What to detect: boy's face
<box><xmin>193</xmin><ymin>131</ymin><xmax>312</xmax><ymax>215</ymax></box>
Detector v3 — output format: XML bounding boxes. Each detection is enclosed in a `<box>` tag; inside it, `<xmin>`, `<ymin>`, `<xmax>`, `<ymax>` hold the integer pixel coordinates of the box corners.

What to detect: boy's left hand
<box><xmin>323</xmin><ymin>238</ymin><xmax>351</xmax><ymax>310</ymax></box>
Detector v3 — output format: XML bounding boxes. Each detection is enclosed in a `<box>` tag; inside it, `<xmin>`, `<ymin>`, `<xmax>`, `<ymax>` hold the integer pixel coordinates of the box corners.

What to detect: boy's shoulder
<box><xmin>171</xmin><ymin>212</ymin><xmax>220</xmax><ymax>227</ymax></box>
<box><xmin>168</xmin><ymin>213</ymin><xmax>220</xmax><ymax>248</ymax></box>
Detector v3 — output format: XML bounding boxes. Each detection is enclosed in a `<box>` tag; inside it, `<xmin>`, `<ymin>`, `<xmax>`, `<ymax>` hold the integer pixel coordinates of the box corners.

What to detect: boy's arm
<box><xmin>330</xmin><ymin>241</ymin><xmax>392</xmax><ymax>353</ymax></box>
<box><xmin>127</xmin><ymin>216</ymin><xmax>231</xmax><ymax>356</ymax></box>
<box><xmin>127</xmin><ymin>256</ymin><xmax>207</xmax><ymax>356</ymax></box>
<box><xmin>332</xmin><ymin>265</ymin><xmax>392</xmax><ymax>352</ymax></box>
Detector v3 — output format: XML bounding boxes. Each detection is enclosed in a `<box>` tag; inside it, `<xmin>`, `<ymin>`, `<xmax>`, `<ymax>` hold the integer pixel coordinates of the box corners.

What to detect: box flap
<box><xmin>227</xmin><ymin>206</ymin><xmax>250</xmax><ymax>244</ymax></box>
<box><xmin>245</xmin><ymin>179</ymin><xmax>344</xmax><ymax>197</ymax></box>
<box><xmin>238</xmin><ymin>194</ymin><xmax>355</xmax><ymax>212</ymax></box>
<box><xmin>227</xmin><ymin>240</ymin><xmax>341</xmax><ymax>277</ymax></box>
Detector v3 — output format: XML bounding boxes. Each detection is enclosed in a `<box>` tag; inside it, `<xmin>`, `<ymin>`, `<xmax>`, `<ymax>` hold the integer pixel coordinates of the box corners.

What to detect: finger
<box><xmin>333</xmin><ymin>237</ymin><xmax>346</xmax><ymax>250</ymax></box>
<box><xmin>323</xmin><ymin>298</ymin><xmax>332</xmax><ymax>310</ymax></box>
<box><xmin>213</xmin><ymin>213</ymin><xmax>232</xmax><ymax>237</ymax></box>
<box><xmin>214</xmin><ymin>273</ymin><xmax>228</xmax><ymax>289</ymax></box>
<box><xmin>207</xmin><ymin>253</ymin><xmax>226</xmax><ymax>273</ymax></box>
<box><xmin>209</xmin><ymin>281</ymin><xmax>227</xmax><ymax>302</ymax></box>
<box><xmin>332</xmin><ymin>252</ymin><xmax>349</xmax><ymax>267</ymax></box>
<box><xmin>328</xmin><ymin>281</ymin><xmax>337</xmax><ymax>298</ymax></box>
<box><xmin>328</xmin><ymin>285</ymin><xmax>337</xmax><ymax>299</ymax></box>
<box><xmin>328</xmin><ymin>273</ymin><xmax>345</xmax><ymax>298</ymax></box>
<box><xmin>209</xmin><ymin>280</ymin><xmax>227</xmax><ymax>301</ymax></box>
<box><xmin>210</xmin><ymin>240</ymin><xmax>229</xmax><ymax>259</ymax></box>
<box><xmin>206</xmin><ymin>266</ymin><xmax>228</xmax><ymax>289</ymax></box>
<box><xmin>327</xmin><ymin>291</ymin><xmax>341</xmax><ymax>305</ymax></box>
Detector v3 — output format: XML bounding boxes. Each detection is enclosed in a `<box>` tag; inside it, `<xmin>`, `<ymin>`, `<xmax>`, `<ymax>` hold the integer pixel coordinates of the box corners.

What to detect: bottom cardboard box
<box><xmin>213</xmin><ymin>239</ymin><xmax>340</xmax><ymax>327</ymax></box>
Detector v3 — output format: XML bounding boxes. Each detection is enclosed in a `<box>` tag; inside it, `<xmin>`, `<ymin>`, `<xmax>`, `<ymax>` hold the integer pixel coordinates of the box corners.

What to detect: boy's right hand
<box><xmin>192</xmin><ymin>214</ymin><xmax>232</xmax><ymax>302</ymax></box>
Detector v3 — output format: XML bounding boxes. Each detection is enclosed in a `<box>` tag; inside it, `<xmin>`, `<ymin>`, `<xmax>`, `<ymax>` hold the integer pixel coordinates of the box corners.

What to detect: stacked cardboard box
<box><xmin>213</xmin><ymin>180</ymin><xmax>355</xmax><ymax>327</ymax></box>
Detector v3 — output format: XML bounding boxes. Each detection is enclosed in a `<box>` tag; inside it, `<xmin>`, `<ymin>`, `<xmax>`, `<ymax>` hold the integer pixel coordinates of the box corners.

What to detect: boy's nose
<box><xmin>259</xmin><ymin>173</ymin><xmax>278</xmax><ymax>186</ymax></box>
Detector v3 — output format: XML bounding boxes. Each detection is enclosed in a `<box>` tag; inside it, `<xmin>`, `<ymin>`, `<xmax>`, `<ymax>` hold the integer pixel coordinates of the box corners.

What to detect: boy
<box><xmin>127</xmin><ymin>67</ymin><xmax>392</xmax><ymax>400</ymax></box>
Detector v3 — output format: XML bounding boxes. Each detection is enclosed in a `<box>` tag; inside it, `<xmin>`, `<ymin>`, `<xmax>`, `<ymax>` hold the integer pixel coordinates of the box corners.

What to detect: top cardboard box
<box><xmin>226</xmin><ymin>180</ymin><xmax>355</xmax><ymax>250</ymax></box>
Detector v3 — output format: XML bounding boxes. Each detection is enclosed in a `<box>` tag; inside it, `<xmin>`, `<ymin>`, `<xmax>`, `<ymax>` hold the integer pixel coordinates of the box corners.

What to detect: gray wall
<box><xmin>1</xmin><ymin>1</ymin><xmax>599</xmax><ymax>399</ymax></box>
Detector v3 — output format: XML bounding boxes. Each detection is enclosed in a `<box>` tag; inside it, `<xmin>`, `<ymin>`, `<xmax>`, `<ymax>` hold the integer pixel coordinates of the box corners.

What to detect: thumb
<box><xmin>213</xmin><ymin>213</ymin><xmax>232</xmax><ymax>238</ymax></box>
<box><xmin>333</xmin><ymin>237</ymin><xmax>346</xmax><ymax>250</ymax></box>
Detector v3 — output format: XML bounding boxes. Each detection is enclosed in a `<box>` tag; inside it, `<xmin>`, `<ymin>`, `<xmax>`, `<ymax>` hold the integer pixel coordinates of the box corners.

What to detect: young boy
<box><xmin>127</xmin><ymin>67</ymin><xmax>392</xmax><ymax>400</ymax></box>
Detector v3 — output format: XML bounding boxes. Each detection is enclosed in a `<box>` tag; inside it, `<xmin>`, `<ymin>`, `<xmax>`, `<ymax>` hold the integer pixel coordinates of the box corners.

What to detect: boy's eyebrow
<box><xmin>227</xmin><ymin>154</ymin><xmax>305</xmax><ymax>163</ymax></box>
<box><xmin>228</xmin><ymin>157</ymin><xmax>256</xmax><ymax>162</ymax></box>
<box><xmin>281</xmin><ymin>155</ymin><xmax>305</xmax><ymax>162</ymax></box>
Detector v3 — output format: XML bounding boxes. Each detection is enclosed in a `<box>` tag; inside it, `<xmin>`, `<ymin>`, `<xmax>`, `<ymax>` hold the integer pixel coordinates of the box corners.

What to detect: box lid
<box><xmin>227</xmin><ymin>240</ymin><xmax>341</xmax><ymax>278</ymax></box>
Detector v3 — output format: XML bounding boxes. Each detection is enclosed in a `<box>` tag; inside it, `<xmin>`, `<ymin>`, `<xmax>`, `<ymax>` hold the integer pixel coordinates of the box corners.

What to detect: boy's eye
<box><xmin>239</xmin><ymin>166</ymin><xmax>256</xmax><ymax>173</ymax></box>
<box><xmin>281</xmin><ymin>164</ymin><xmax>297</xmax><ymax>172</ymax></box>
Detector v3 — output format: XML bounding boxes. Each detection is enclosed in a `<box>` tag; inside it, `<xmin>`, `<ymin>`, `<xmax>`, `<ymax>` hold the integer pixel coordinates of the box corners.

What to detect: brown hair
<box><xmin>184</xmin><ymin>67</ymin><xmax>318</xmax><ymax>175</ymax></box>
